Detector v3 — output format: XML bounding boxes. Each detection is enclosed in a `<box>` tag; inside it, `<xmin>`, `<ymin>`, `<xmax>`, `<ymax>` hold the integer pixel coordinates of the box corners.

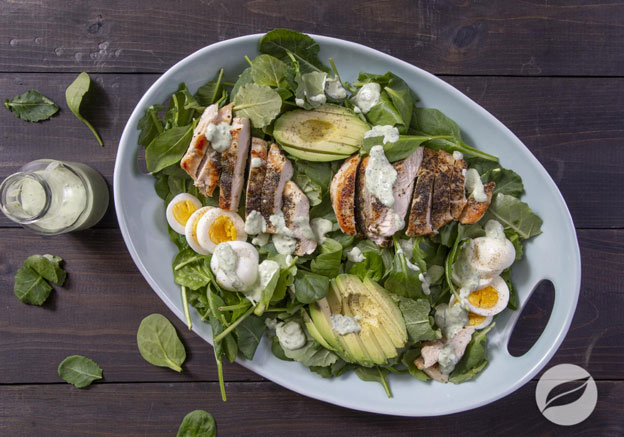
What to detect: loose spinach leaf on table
<box><xmin>259</xmin><ymin>28</ymin><xmax>329</xmax><ymax>74</ymax></box>
<box><xmin>294</xmin><ymin>271</ymin><xmax>330</xmax><ymax>304</ymax></box>
<box><xmin>57</xmin><ymin>355</ymin><xmax>103</xmax><ymax>388</ymax></box>
<box><xmin>145</xmin><ymin>124</ymin><xmax>194</xmax><ymax>173</ymax></box>
<box><xmin>233</xmin><ymin>83</ymin><xmax>282</xmax><ymax>128</ymax></box>
<box><xmin>484</xmin><ymin>193</ymin><xmax>543</xmax><ymax>239</ymax></box>
<box><xmin>14</xmin><ymin>267</ymin><xmax>53</xmax><ymax>306</ymax></box>
<box><xmin>4</xmin><ymin>89</ymin><xmax>59</xmax><ymax>122</ymax></box>
<box><xmin>176</xmin><ymin>410</ymin><xmax>217</xmax><ymax>437</ymax></box>
<box><xmin>137</xmin><ymin>313</ymin><xmax>186</xmax><ymax>372</ymax></box>
<box><xmin>65</xmin><ymin>72</ymin><xmax>103</xmax><ymax>146</ymax></box>
<box><xmin>23</xmin><ymin>254</ymin><xmax>66</xmax><ymax>286</ymax></box>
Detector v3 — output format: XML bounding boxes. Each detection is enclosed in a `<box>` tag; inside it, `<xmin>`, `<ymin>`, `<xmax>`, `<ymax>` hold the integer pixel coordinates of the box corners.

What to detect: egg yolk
<box><xmin>209</xmin><ymin>215</ymin><xmax>237</xmax><ymax>244</ymax></box>
<box><xmin>172</xmin><ymin>200</ymin><xmax>199</xmax><ymax>226</ymax></box>
<box><xmin>468</xmin><ymin>312</ymin><xmax>487</xmax><ymax>327</ymax></box>
<box><xmin>468</xmin><ymin>286</ymin><xmax>499</xmax><ymax>309</ymax></box>
<box><xmin>192</xmin><ymin>210</ymin><xmax>210</xmax><ymax>241</ymax></box>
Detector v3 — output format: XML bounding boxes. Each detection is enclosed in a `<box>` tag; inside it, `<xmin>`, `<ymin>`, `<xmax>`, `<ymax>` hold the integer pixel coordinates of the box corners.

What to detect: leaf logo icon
<box><xmin>535</xmin><ymin>364</ymin><xmax>598</xmax><ymax>426</ymax></box>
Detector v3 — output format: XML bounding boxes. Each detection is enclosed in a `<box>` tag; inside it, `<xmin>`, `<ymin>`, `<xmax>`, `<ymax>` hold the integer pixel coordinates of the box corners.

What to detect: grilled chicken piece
<box><xmin>261</xmin><ymin>144</ymin><xmax>294</xmax><ymax>232</ymax></box>
<box><xmin>282</xmin><ymin>181</ymin><xmax>317</xmax><ymax>256</ymax></box>
<box><xmin>430</xmin><ymin>150</ymin><xmax>454</xmax><ymax>230</ymax></box>
<box><xmin>406</xmin><ymin>148</ymin><xmax>438</xmax><ymax>237</ymax></box>
<box><xmin>194</xmin><ymin>104</ymin><xmax>233</xmax><ymax>197</ymax></box>
<box><xmin>245</xmin><ymin>138</ymin><xmax>268</xmax><ymax>217</ymax></box>
<box><xmin>414</xmin><ymin>327</ymin><xmax>475</xmax><ymax>383</ymax></box>
<box><xmin>450</xmin><ymin>158</ymin><xmax>468</xmax><ymax>220</ymax></box>
<box><xmin>354</xmin><ymin>156</ymin><xmax>390</xmax><ymax>247</ymax></box>
<box><xmin>219</xmin><ymin>117</ymin><xmax>250</xmax><ymax>211</ymax></box>
<box><xmin>459</xmin><ymin>181</ymin><xmax>496</xmax><ymax>224</ymax></box>
<box><xmin>180</xmin><ymin>104</ymin><xmax>219</xmax><ymax>179</ymax></box>
<box><xmin>330</xmin><ymin>155</ymin><xmax>360</xmax><ymax>236</ymax></box>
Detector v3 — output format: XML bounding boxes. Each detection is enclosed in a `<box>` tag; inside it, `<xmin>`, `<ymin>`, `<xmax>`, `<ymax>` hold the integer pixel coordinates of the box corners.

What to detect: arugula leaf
<box><xmin>294</xmin><ymin>271</ymin><xmax>330</xmax><ymax>304</ymax></box>
<box><xmin>398</xmin><ymin>298</ymin><xmax>440</xmax><ymax>343</ymax></box>
<box><xmin>310</xmin><ymin>238</ymin><xmax>342</xmax><ymax>277</ymax></box>
<box><xmin>23</xmin><ymin>254</ymin><xmax>66</xmax><ymax>286</ymax></box>
<box><xmin>4</xmin><ymin>89</ymin><xmax>59</xmax><ymax>122</ymax></box>
<box><xmin>270</xmin><ymin>336</ymin><xmax>293</xmax><ymax>361</ymax></box>
<box><xmin>138</xmin><ymin>104</ymin><xmax>165</xmax><ymax>148</ymax></box>
<box><xmin>65</xmin><ymin>72</ymin><xmax>103</xmax><ymax>146</ymax></box>
<box><xmin>283</xmin><ymin>339</ymin><xmax>339</xmax><ymax>367</ymax></box>
<box><xmin>235</xmin><ymin>315</ymin><xmax>266</xmax><ymax>360</ymax></box>
<box><xmin>195</xmin><ymin>68</ymin><xmax>224</xmax><ymax>106</ymax></box>
<box><xmin>354</xmin><ymin>366</ymin><xmax>392</xmax><ymax>398</ymax></box>
<box><xmin>176</xmin><ymin>410</ymin><xmax>216</xmax><ymax>437</ymax></box>
<box><xmin>233</xmin><ymin>83</ymin><xmax>282</xmax><ymax>128</ymax></box>
<box><xmin>145</xmin><ymin>123</ymin><xmax>194</xmax><ymax>173</ymax></box>
<box><xmin>410</xmin><ymin>107</ymin><xmax>461</xmax><ymax>140</ymax></box>
<box><xmin>449</xmin><ymin>324</ymin><xmax>494</xmax><ymax>383</ymax></box>
<box><xmin>484</xmin><ymin>193</ymin><xmax>543</xmax><ymax>239</ymax></box>
<box><xmin>251</xmin><ymin>54</ymin><xmax>290</xmax><ymax>88</ymax></box>
<box><xmin>136</xmin><ymin>314</ymin><xmax>186</xmax><ymax>372</ymax></box>
<box><xmin>259</xmin><ymin>28</ymin><xmax>329</xmax><ymax>74</ymax></box>
<box><xmin>14</xmin><ymin>267</ymin><xmax>53</xmax><ymax>306</ymax></box>
<box><xmin>57</xmin><ymin>355</ymin><xmax>103</xmax><ymax>388</ymax></box>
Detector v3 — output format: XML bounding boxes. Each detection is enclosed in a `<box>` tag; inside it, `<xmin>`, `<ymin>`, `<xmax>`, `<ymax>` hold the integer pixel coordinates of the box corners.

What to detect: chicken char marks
<box><xmin>406</xmin><ymin>148</ymin><xmax>438</xmax><ymax>237</ymax></box>
<box><xmin>354</xmin><ymin>156</ymin><xmax>391</xmax><ymax>247</ymax></box>
<box><xmin>245</xmin><ymin>138</ymin><xmax>268</xmax><ymax>217</ymax></box>
<box><xmin>430</xmin><ymin>150</ymin><xmax>454</xmax><ymax>230</ymax></box>
<box><xmin>219</xmin><ymin>116</ymin><xmax>251</xmax><ymax>211</ymax></box>
<box><xmin>260</xmin><ymin>144</ymin><xmax>294</xmax><ymax>232</ymax></box>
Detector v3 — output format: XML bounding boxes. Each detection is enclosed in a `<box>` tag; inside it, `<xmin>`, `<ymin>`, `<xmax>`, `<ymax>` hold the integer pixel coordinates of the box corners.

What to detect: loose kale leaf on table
<box><xmin>4</xmin><ymin>89</ymin><xmax>59</xmax><ymax>122</ymax></box>
<box><xmin>57</xmin><ymin>355</ymin><xmax>103</xmax><ymax>388</ymax></box>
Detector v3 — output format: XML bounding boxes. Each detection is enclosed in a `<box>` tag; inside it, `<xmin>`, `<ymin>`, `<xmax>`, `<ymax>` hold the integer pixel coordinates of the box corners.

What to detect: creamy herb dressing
<box><xmin>452</xmin><ymin>151</ymin><xmax>464</xmax><ymax>161</ymax></box>
<box><xmin>211</xmin><ymin>243</ymin><xmax>244</xmax><ymax>290</ymax></box>
<box><xmin>346</xmin><ymin>247</ymin><xmax>365</xmax><ymax>263</ymax></box>
<box><xmin>244</xmin><ymin>210</ymin><xmax>266</xmax><ymax>235</ymax></box>
<box><xmin>324</xmin><ymin>77</ymin><xmax>347</xmax><ymax>100</ymax></box>
<box><xmin>435</xmin><ymin>303</ymin><xmax>468</xmax><ymax>339</ymax></box>
<box><xmin>293</xmin><ymin>216</ymin><xmax>315</xmax><ymax>240</ymax></box>
<box><xmin>352</xmin><ymin>82</ymin><xmax>381</xmax><ymax>114</ymax></box>
<box><xmin>205</xmin><ymin>122</ymin><xmax>232</xmax><ymax>152</ymax></box>
<box><xmin>308</xmin><ymin>93</ymin><xmax>327</xmax><ymax>105</ymax></box>
<box><xmin>248</xmin><ymin>259</ymin><xmax>280</xmax><ymax>302</ymax></box>
<box><xmin>364</xmin><ymin>125</ymin><xmax>400</xmax><ymax>144</ymax></box>
<box><xmin>438</xmin><ymin>343</ymin><xmax>459</xmax><ymax>374</ymax></box>
<box><xmin>272</xmin><ymin>234</ymin><xmax>297</xmax><ymax>255</ymax></box>
<box><xmin>269</xmin><ymin>212</ymin><xmax>294</xmax><ymax>237</ymax></box>
<box><xmin>464</xmin><ymin>168</ymin><xmax>487</xmax><ymax>202</ymax></box>
<box><xmin>252</xmin><ymin>232</ymin><xmax>270</xmax><ymax>246</ymax></box>
<box><xmin>295</xmin><ymin>98</ymin><xmax>305</xmax><ymax>107</ymax></box>
<box><xmin>250</xmin><ymin>157</ymin><xmax>263</xmax><ymax>168</ymax></box>
<box><xmin>311</xmin><ymin>217</ymin><xmax>333</xmax><ymax>244</ymax></box>
<box><xmin>365</xmin><ymin>146</ymin><xmax>397</xmax><ymax>207</ymax></box>
<box><xmin>331</xmin><ymin>314</ymin><xmax>361</xmax><ymax>335</ymax></box>
<box><xmin>276</xmin><ymin>321</ymin><xmax>306</xmax><ymax>350</ymax></box>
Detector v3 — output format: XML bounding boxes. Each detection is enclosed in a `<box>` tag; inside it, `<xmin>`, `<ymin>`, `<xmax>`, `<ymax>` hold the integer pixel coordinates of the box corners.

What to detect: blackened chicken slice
<box><xmin>260</xmin><ymin>144</ymin><xmax>294</xmax><ymax>233</ymax></box>
<box><xmin>354</xmin><ymin>156</ymin><xmax>390</xmax><ymax>247</ymax></box>
<box><xmin>430</xmin><ymin>150</ymin><xmax>454</xmax><ymax>230</ymax></box>
<box><xmin>406</xmin><ymin>148</ymin><xmax>438</xmax><ymax>237</ymax></box>
<box><xmin>219</xmin><ymin>116</ymin><xmax>250</xmax><ymax>211</ymax></box>
<box><xmin>330</xmin><ymin>154</ymin><xmax>360</xmax><ymax>236</ymax></box>
<box><xmin>282</xmin><ymin>181</ymin><xmax>317</xmax><ymax>256</ymax></box>
<box><xmin>450</xmin><ymin>158</ymin><xmax>468</xmax><ymax>220</ymax></box>
<box><xmin>459</xmin><ymin>181</ymin><xmax>496</xmax><ymax>224</ymax></box>
<box><xmin>245</xmin><ymin>137</ymin><xmax>268</xmax><ymax>217</ymax></box>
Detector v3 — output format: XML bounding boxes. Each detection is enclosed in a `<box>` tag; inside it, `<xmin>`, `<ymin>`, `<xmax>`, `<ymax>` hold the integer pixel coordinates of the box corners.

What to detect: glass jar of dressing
<box><xmin>0</xmin><ymin>159</ymin><xmax>109</xmax><ymax>235</ymax></box>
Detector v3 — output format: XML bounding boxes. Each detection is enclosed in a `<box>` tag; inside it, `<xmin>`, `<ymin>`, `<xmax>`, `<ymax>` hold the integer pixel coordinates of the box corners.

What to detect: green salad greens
<box><xmin>138</xmin><ymin>28</ymin><xmax>542</xmax><ymax>399</ymax></box>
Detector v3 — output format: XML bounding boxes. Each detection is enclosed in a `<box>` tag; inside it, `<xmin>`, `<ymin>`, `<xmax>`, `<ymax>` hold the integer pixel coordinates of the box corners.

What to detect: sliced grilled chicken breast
<box><xmin>245</xmin><ymin>138</ymin><xmax>268</xmax><ymax>217</ymax></box>
<box><xmin>330</xmin><ymin>154</ymin><xmax>360</xmax><ymax>236</ymax></box>
<box><xmin>282</xmin><ymin>181</ymin><xmax>317</xmax><ymax>256</ymax></box>
<box><xmin>459</xmin><ymin>181</ymin><xmax>496</xmax><ymax>224</ymax></box>
<box><xmin>194</xmin><ymin>104</ymin><xmax>233</xmax><ymax>197</ymax></box>
<box><xmin>354</xmin><ymin>156</ymin><xmax>391</xmax><ymax>247</ymax></box>
<box><xmin>450</xmin><ymin>158</ymin><xmax>468</xmax><ymax>220</ymax></box>
<box><xmin>414</xmin><ymin>327</ymin><xmax>475</xmax><ymax>382</ymax></box>
<box><xmin>219</xmin><ymin>117</ymin><xmax>250</xmax><ymax>211</ymax></box>
<box><xmin>261</xmin><ymin>144</ymin><xmax>294</xmax><ymax>232</ymax></box>
<box><xmin>180</xmin><ymin>104</ymin><xmax>219</xmax><ymax>179</ymax></box>
<box><xmin>430</xmin><ymin>150</ymin><xmax>454</xmax><ymax>230</ymax></box>
<box><xmin>406</xmin><ymin>148</ymin><xmax>438</xmax><ymax>237</ymax></box>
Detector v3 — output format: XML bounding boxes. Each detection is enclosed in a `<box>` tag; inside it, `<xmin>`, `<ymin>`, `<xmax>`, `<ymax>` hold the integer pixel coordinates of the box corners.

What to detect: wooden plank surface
<box><xmin>1</xmin><ymin>381</ymin><xmax>622</xmax><ymax>436</ymax></box>
<box><xmin>1</xmin><ymin>228</ymin><xmax>621</xmax><ymax>384</ymax></box>
<box><xmin>1</xmin><ymin>0</ymin><xmax>624</xmax><ymax>76</ymax></box>
<box><xmin>1</xmin><ymin>74</ymin><xmax>622</xmax><ymax>229</ymax></box>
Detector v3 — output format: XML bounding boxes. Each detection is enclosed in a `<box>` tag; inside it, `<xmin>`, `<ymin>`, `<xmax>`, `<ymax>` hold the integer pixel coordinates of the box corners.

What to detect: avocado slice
<box><xmin>273</xmin><ymin>104</ymin><xmax>370</xmax><ymax>162</ymax></box>
<box><xmin>303</xmin><ymin>309</ymin><xmax>336</xmax><ymax>352</ymax></box>
<box><xmin>309</xmin><ymin>274</ymin><xmax>407</xmax><ymax>367</ymax></box>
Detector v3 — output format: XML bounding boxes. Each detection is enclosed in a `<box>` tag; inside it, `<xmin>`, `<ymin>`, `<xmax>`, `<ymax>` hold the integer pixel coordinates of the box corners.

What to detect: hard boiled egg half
<box><xmin>460</xmin><ymin>275</ymin><xmax>510</xmax><ymax>318</ymax></box>
<box><xmin>185</xmin><ymin>207</ymin><xmax>247</xmax><ymax>255</ymax></box>
<box><xmin>166</xmin><ymin>193</ymin><xmax>202</xmax><ymax>234</ymax></box>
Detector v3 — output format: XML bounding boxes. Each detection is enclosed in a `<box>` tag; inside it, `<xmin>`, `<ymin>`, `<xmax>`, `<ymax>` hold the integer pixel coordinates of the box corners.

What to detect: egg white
<box><xmin>210</xmin><ymin>241</ymin><xmax>259</xmax><ymax>292</ymax></box>
<box><xmin>166</xmin><ymin>193</ymin><xmax>202</xmax><ymax>234</ymax></box>
<box><xmin>462</xmin><ymin>275</ymin><xmax>509</xmax><ymax>317</ymax></box>
<box><xmin>184</xmin><ymin>206</ymin><xmax>215</xmax><ymax>255</ymax></box>
<box><xmin>196</xmin><ymin>208</ymin><xmax>247</xmax><ymax>253</ymax></box>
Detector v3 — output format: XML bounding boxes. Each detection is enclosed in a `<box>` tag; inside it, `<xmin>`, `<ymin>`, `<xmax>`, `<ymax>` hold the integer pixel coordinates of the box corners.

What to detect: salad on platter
<box><xmin>138</xmin><ymin>29</ymin><xmax>543</xmax><ymax>399</ymax></box>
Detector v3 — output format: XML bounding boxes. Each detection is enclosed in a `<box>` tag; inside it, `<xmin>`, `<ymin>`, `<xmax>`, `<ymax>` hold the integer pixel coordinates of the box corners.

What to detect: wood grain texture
<box><xmin>1</xmin><ymin>74</ymin><xmax>622</xmax><ymax>228</ymax></box>
<box><xmin>0</xmin><ymin>381</ymin><xmax>622</xmax><ymax>436</ymax></box>
<box><xmin>1</xmin><ymin>1</ymin><xmax>623</xmax><ymax>76</ymax></box>
<box><xmin>0</xmin><ymin>229</ymin><xmax>621</xmax><ymax>384</ymax></box>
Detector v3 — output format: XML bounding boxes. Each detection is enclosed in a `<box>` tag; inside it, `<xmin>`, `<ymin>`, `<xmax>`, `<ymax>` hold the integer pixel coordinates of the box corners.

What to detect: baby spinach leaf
<box><xmin>4</xmin><ymin>89</ymin><xmax>59</xmax><ymax>122</ymax></box>
<box><xmin>425</xmin><ymin>138</ymin><xmax>498</xmax><ymax>162</ymax></box>
<box><xmin>176</xmin><ymin>410</ymin><xmax>216</xmax><ymax>437</ymax></box>
<box><xmin>449</xmin><ymin>324</ymin><xmax>494</xmax><ymax>384</ymax></box>
<box><xmin>255</xmin><ymin>264</ymin><xmax>281</xmax><ymax>316</ymax></box>
<box><xmin>504</xmin><ymin>228</ymin><xmax>524</xmax><ymax>261</ymax></box>
<box><xmin>235</xmin><ymin>315</ymin><xmax>266</xmax><ymax>360</ymax></box>
<box><xmin>251</xmin><ymin>54</ymin><xmax>289</xmax><ymax>88</ymax></box>
<box><xmin>465</xmin><ymin>157</ymin><xmax>525</xmax><ymax>197</ymax></box>
<box><xmin>348</xmin><ymin>250</ymin><xmax>385</xmax><ymax>282</ymax></box>
<box><xmin>145</xmin><ymin>123</ymin><xmax>194</xmax><ymax>173</ymax></box>
<box><xmin>410</xmin><ymin>107</ymin><xmax>461</xmax><ymax>140</ymax></box>
<box><xmin>384</xmin><ymin>239</ymin><xmax>423</xmax><ymax>300</ymax></box>
<box><xmin>294</xmin><ymin>174</ymin><xmax>322</xmax><ymax>206</ymax></box>
<box><xmin>294</xmin><ymin>271</ymin><xmax>329</xmax><ymax>304</ymax></box>
<box><xmin>366</xmin><ymin>91</ymin><xmax>405</xmax><ymax>132</ymax></box>
<box><xmin>398</xmin><ymin>298</ymin><xmax>440</xmax><ymax>343</ymax></box>
<box><xmin>310</xmin><ymin>238</ymin><xmax>342</xmax><ymax>277</ymax></box>
<box><xmin>172</xmin><ymin>248</ymin><xmax>213</xmax><ymax>290</ymax></box>
<box><xmin>401</xmin><ymin>348</ymin><xmax>430</xmax><ymax>381</ymax></box>
<box><xmin>354</xmin><ymin>366</ymin><xmax>392</xmax><ymax>398</ymax></box>
<box><xmin>362</xmin><ymin>135</ymin><xmax>449</xmax><ymax>162</ymax></box>
<box><xmin>283</xmin><ymin>339</ymin><xmax>339</xmax><ymax>367</ymax></box>
<box><xmin>231</xmin><ymin>67</ymin><xmax>253</xmax><ymax>99</ymax></box>
<box><xmin>137</xmin><ymin>313</ymin><xmax>186</xmax><ymax>372</ymax></box>
<box><xmin>500</xmin><ymin>267</ymin><xmax>519</xmax><ymax>310</ymax></box>
<box><xmin>295</xmin><ymin>71</ymin><xmax>327</xmax><ymax>109</ymax></box>
<box><xmin>484</xmin><ymin>193</ymin><xmax>543</xmax><ymax>239</ymax></box>
<box><xmin>65</xmin><ymin>72</ymin><xmax>103</xmax><ymax>146</ymax></box>
<box><xmin>23</xmin><ymin>254</ymin><xmax>66</xmax><ymax>286</ymax></box>
<box><xmin>259</xmin><ymin>28</ymin><xmax>329</xmax><ymax>74</ymax></box>
<box><xmin>272</xmin><ymin>256</ymin><xmax>297</xmax><ymax>302</ymax></box>
<box><xmin>233</xmin><ymin>83</ymin><xmax>282</xmax><ymax>128</ymax></box>
<box><xmin>138</xmin><ymin>104</ymin><xmax>165</xmax><ymax>148</ymax></box>
<box><xmin>384</xmin><ymin>73</ymin><xmax>413</xmax><ymax>129</ymax></box>
<box><xmin>195</xmin><ymin>68</ymin><xmax>224</xmax><ymax>106</ymax></box>
<box><xmin>57</xmin><ymin>355</ymin><xmax>103</xmax><ymax>388</ymax></box>
<box><xmin>14</xmin><ymin>267</ymin><xmax>53</xmax><ymax>306</ymax></box>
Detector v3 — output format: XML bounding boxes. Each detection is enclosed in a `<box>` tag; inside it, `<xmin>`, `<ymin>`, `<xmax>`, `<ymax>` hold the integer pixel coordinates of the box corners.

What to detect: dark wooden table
<box><xmin>1</xmin><ymin>1</ymin><xmax>623</xmax><ymax>435</ymax></box>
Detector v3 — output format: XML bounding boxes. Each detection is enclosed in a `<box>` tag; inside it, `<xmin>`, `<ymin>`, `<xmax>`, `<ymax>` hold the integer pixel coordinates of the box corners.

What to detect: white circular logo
<box><xmin>535</xmin><ymin>364</ymin><xmax>598</xmax><ymax>426</ymax></box>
